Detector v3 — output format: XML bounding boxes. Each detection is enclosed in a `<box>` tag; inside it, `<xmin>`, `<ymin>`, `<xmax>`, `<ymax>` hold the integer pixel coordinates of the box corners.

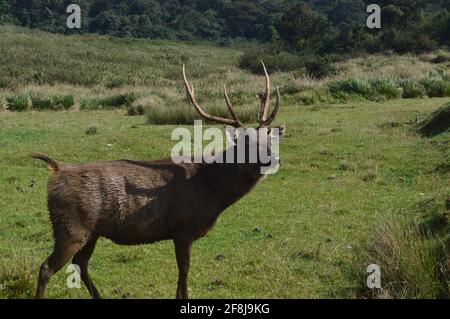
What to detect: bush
<box><xmin>80</xmin><ymin>93</ymin><xmax>135</xmax><ymax>110</ymax></box>
<box><xmin>146</xmin><ymin>102</ymin><xmax>198</xmax><ymax>125</ymax></box>
<box><xmin>30</xmin><ymin>95</ymin><xmax>54</xmax><ymax>110</ymax></box>
<box><xmin>30</xmin><ymin>94</ymin><xmax>74</xmax><ymax>111</ymax></box>
<box><xmin>420</xmin><ymin>79</ymin><xmax>448</xmax><ymax>97</ymax></box>
<box><xmin>102</xmin><ymin>93</ymin><xmax>135</xmax><ymax>108</ymax></box>
<box><xmin>280</xmin><ymin>84</ymin><xmax>303</xmax><ymax>95</ymax></box>
<box><xmin>128</xmin><ymin>104</ymin><xmax>146</xmax><ymax>116</ymax></box>
<box><xmin>238</xmin><ymin>49</ymin><xmax>305</xmax><ymax>74</ymax></box>
<box><xmin>7</xmin><ymin>95</ymin><xmax>31</xmax><ymax>111</ymax></box>
<box><xmin>297</xmin><ymin>91</ymin><xmax>319</xmax><ymax>105</ymax></box>
<box><xmin>328</xmin><ymin>79</ymin><xmax>374</xmax><ymax>100</ymax></box>
<box><xmin>347</xmin><ymin>215</ymin><xmax>449</xmax><ymax>299</ymax></box>
<box><xmin>370</xmin><ymin>78</ymin><xmax>401</xmax><ymax>99</ymax></box>
<box><xmin>56</xmin><ymin>95</ymin><xmax>75</xmax><ymax>109</ymax></box>
<box><xmin>305</xmin><ymin>57</ymin><xmax>335</xmax><ymax>79</ymax></box>
<box><xmin>398</xmin><ymin>79</ymin><xmax>426</xmax><ymax>98</ymax></box>
<box><xmin>127</xmin><ymin>96</ymin><xmax>158</xmax><ymax>116</ymax></box>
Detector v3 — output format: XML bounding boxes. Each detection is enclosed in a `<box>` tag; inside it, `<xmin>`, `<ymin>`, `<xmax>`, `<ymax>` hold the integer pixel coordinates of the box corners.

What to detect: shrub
<box><xmin>146</xmin><ymin>103</ymin><xmax>197</xmax><ymax>125</ymax></box>
<box><xmin>128</xmin><ymin>96</ymin><xmax>158</xmax><ymax>116</ymax></box>
<box><xmin>280</xmin><ymin>84</ymin><xmax>303</xmax><ymax>95</ymax></box>
<box><xmin>398</xmin><ymin>79</ymin><xmax>426</xmax><ymax>98</ymax></box>
<box><xmin>328</xmin><ymin>79</ymin><xmax>374</xmax><ymax>100</ymax></box>
<box><xmin>57</xmin><ymin>95</ymin><xmax>75</xmax><ymax>109</ymax></box>
<box><xmin>420</xmin><ymin>79</ymin><xmax>448</xmax><ymax>97</ymax></box>
<box><xmin>102</xmin><ymin>93</ymin><xmax>135</xmax><ymax>108</ymax></box>
<box><xmin>347</xmin><ymin>214</ymin><xmax>449</xmax><ymax>299</ymax></box>
<box><xmin>305</xmin><ymin>57</ymin><xmax>335</xmax><ymax>79</ymax></box>
<box><xmin>370</xmin><ymin>78</ymin><xmax>401</xmax><ymax>100</ymax></box>
<box><xmin>297</xmin><ymin>91</ymin><xmax>319</xmax><ymax>105</ymax></box>
<box><xmin>128</xmin><ymin>104</ymin><xmax>146</xmax><ymax>116</ymax></box>
<box><xmin>80</xmin><ymin>93</ymin><xmax>135</xmax><ymax>110</ymax></box>
<box><xmin>238</xmin><ymin>49</ymin><xmax>305</xmax><ymax>74</ymax></box>
<box><xmin>31</xmin><ymin>94</ymin><xmax>74</xmax><ymax>110</ymax></box>
<box><xmin>7</xmin><ymin>94</ymin><xmax>31</xmax><ymax>111</ymax></box>
<box><xmin>30</xmin><ymin>95</ymin><xmax>54</xmax><ymax>110</ymax></box>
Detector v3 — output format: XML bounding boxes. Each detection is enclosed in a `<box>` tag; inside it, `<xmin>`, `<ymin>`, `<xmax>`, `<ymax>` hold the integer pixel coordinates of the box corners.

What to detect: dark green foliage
<box><xmin>7</xmin><ymin>95</ymin><xmax>30</xmax><ymax>111</ymax></box>
<box><xmin>369</xmin><ymin>78</ymin><xmax>401</xmax><ymax>99</ymax></box>
<box><xmin>127</xmin><ymin>104</ymin><xmax>145</xmax><ymax>116</ymax></box>
<box><xmin>305</xmin><ymin>57</ymin><xmax>336</xmax><ymax>79</ymax></box>
<box><xmin>415</xmin><ymin>103</ymin><xmax>450</xmax><ymax>137</ymax></box>
<box><xmin>275</xmin><ymin>3</ymin><xmax>336</xmax><ymax>53</ymax></box>
<box><xmin>329</xmin><ymin>79</ymin><xmax>374</xmax><ymax>100</ymax></box>
<box><xmin>80</xmin><ymin>93</ymin><xmax>135</xmax><ymax>110</ymax></box>
<box><xmin>30</xmin><ymin>94</ymin><xmax>74</xmax><ymax>110</ymax></box>
<box><xmin>398</xmin><ymin>79</ymin><xmax>426</xmax><ymax>98</ymax></box>
<box><xmin>238</xmin><ymin>49</ymin><xmax>305</xmax><ymax>74</ymax></box>
<box><xmin>420</xmin><ymin>79</ymin><xmax>450</xmax><ymax>98</ymax></box>
<box><xmin>1</xmin><ymin>0</ymin><xmax>447</xmax><ymax>57</ymax></box>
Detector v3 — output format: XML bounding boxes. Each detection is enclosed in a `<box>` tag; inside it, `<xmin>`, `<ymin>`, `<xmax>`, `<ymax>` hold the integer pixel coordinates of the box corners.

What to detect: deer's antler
<box><xmin>183</xmin><ymin>65</ymin><xmax>243</xmax><ymax>128</ymax></box>
<box><xmin>258</xmin><ymin>61</ymin><xmax>281</xmax><ymax>128</ymax></box>
<box><xmin>183</xmin><ymin>62</ymin><xmax>280</xmax><ymax>128</ymax></box>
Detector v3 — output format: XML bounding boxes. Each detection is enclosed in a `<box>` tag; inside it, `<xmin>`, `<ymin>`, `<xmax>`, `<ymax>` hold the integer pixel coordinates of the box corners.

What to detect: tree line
<box><xmin>0</xmin><ymin>0</ymin><xmax>449</xmax><ymax>74</ymax></box>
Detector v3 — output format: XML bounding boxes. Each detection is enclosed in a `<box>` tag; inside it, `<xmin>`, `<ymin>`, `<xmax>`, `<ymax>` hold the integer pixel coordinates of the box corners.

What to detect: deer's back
<box><xmin>46</xmin><ymin>159</ymin><xmax>198</xmax><ymax>244</ymax></box>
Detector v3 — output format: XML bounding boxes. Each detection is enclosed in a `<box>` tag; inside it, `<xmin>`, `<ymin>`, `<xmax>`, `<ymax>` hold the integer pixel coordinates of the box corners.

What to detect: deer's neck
<box><xmin>196</xmin><ymin>155</ymin><xmax>263</xmax><ymax>214</ymax></box>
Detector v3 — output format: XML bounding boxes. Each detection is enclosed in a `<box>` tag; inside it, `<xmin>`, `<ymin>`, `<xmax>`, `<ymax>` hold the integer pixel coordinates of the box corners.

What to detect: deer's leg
<box><xmin>72</xmin><ymin>237</ymin><xmax>101</xmax><ymax>299</ymax></box>
<box><xmin>174</xmin><ymin>237</ymin><xmax>193</xmax><ymax>299</ymax></box>
<box><xmin>35</xmin><ymin>238</ymin><xmax>85</xmax><ymax>299</ymax></box>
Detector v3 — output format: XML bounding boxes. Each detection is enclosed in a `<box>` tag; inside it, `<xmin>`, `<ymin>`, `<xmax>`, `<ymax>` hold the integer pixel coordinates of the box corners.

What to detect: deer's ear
<box><xmin>278</xmin><ymin>125</ymin><xmax>286</xmax><ymax>138</ymax></box>
<box><xmin>225</xmin><ymin>126</ymin><xmax>236</xmax><ymax>145</ymax></box>
<box><xmin>269</xmin><ymin>125</ymin><xmax>286</xmax><ymax>140</ymax></box>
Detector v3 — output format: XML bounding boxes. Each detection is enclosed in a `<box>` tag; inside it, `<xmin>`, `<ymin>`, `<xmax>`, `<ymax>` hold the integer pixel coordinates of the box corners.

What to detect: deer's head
<box><xmin>183</xmin><ymin>62</ymin><xmax>286</xmax><ymax>175</ymax></box>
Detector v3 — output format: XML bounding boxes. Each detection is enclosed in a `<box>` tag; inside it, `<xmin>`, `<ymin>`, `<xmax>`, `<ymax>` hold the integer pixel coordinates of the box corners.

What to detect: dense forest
<box><xmin>0</xmin><ymin>1</ymin><xmax>449</xmax><ymax>75</ymax></box>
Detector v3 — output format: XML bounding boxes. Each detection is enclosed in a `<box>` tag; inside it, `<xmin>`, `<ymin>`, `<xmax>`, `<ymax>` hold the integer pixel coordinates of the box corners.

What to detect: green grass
<box><xmin>0</xmin><ymin>97</ymin><xmax>449</xmax><ymax>299</ymax></box>
<box><xmin>0</xmin><ymin>25</ymin><xmax>449</xmax><ymax>299</ymax></box>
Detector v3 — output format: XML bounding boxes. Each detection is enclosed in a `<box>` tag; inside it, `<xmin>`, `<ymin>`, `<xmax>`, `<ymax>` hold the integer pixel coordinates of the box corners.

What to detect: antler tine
<box><xmin>259</xmin><ymin>60</ymin><xmax>271</xmax><ymax>125</ymax></box>
<box><xmin>183</xmin><ymin>65</ymin><xmax>239</xmax><ymax>127</ymax></box>
<box><xmin>262</xmin><ymin>86</ymin><xmax>281</xmax><ymax>127</ymax></box>
<box><xmin>224</xmin><ymin>84</ymin><xmax>244</xmax><ymax>127</ymax></box>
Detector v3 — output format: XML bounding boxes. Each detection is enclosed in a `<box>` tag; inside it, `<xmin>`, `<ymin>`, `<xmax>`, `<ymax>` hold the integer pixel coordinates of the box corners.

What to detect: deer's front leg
<box><xmin>174</xmin><ymin>237</ymin><xmax>193</xmax><ymax>299</ymax></box>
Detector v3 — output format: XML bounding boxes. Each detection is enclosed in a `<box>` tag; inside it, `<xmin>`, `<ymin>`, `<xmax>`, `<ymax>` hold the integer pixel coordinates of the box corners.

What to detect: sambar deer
<box><xmin>32</xmin><ymin>62</ymin><xmax>286</xmax><ymax>299</ymax></box>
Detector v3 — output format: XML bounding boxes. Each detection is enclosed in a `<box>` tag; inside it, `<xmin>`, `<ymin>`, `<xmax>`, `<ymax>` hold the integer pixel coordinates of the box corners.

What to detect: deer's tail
<box><xmin>31</xmin><ymin>153</ymin><xmax>60</xmax><ymax>172</ymax></box>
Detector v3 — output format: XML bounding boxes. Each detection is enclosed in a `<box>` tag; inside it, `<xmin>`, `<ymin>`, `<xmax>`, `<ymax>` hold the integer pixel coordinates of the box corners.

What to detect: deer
<box><xmin>32</xmin><ymin>62</ymin><xmax>286</xmax><ymax>299</ymax></box>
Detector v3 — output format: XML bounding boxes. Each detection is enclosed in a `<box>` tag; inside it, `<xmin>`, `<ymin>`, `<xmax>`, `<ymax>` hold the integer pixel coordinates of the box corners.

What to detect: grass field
<box><xmin>1</xmin><ymin>97</ymin><xmax>449</xmax><ymax>298</ymax></box>
<box><xmin>0</xmin><ymin>26</ymin><xmax>449</xmax><ymax>299</ymax></box>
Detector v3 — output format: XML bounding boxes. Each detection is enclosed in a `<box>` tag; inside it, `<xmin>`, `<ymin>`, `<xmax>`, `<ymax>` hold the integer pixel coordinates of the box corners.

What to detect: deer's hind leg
<box><xmin>35</xmin><ymin>223</ymin><xmax>89</xmax><ymax>299</ymax></box>
<box><xmin>72</xmin><ymin>237</ymin><xmax>101</xmax><ymax>299</ymax></box>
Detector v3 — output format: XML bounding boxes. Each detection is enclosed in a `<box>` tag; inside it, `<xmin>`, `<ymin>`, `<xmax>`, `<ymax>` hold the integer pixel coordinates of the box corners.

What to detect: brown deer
<box><xmin>32</xmin><ymin>62</ymin><xmax>285</xmax><ymax>299</ymax></box>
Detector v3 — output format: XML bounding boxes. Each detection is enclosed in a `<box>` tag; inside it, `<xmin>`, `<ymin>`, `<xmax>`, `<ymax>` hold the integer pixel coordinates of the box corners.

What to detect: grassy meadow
<box><xmin>0</xmin><ymin>26</ymin><xmax>449</xmax><ymax>299</ymax></box>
